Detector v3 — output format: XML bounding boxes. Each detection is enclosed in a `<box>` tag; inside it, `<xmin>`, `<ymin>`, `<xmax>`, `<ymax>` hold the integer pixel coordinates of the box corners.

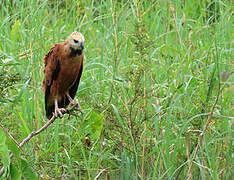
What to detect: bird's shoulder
<box><xmin>43</xmin><ymin>44</ymin><xmax>57</xmax><ymax>66</ymax></box>
<box><xmin>43</xmin><ymin>43</ymin><xmax>67</xmax><ymax>66</ymax></box>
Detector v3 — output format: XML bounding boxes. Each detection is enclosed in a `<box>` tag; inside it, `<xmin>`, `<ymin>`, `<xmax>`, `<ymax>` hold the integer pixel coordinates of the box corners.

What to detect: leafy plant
<box><xmin>0</xmin><ymin>0</ymin><xmax>232</xmax><ymax>179</ymax></box>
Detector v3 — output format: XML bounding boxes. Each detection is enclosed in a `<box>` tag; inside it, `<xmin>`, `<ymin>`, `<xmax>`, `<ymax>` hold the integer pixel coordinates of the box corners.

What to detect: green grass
<box><xmin>0</xmin><ymin>0</ymin><xmax>233</xmax><ymax>179</ymax></box>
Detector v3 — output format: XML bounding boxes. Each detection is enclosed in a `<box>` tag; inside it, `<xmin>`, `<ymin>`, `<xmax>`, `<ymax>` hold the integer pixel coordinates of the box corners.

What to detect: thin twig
<box><xmin>18</xmin><ymin>113</ymin><xmax>58</xmax><ymax>148</ymax></box>
<box><xmin>186</xmin><ymin>72</ymin><xmax>221</xmax><ymax>179</ymax></box>
<box><xmin>186</xmin><ymin>89</ymin><xmax>220</xmax><ymax>179</ymax></box>
<box><xmin>0</xmin><ymin>106</ymin><xmax>79</xmax><ymax>177</ymax></box>
<box><xmin>176</xmin><ymin>41</ymin><xmax>222</xmax><ymax>180</ymax></box>
<box><xmin>0</xmin><ymin>124</ymin><xmax>20</xmax><ymax>147</ymax></box>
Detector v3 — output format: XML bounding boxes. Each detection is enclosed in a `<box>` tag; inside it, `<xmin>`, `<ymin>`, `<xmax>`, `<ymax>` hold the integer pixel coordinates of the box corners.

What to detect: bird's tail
<box><xmin>46</xmin><ymin>105</ymin><xmax>54</xmax><ymax>119</ymax></box>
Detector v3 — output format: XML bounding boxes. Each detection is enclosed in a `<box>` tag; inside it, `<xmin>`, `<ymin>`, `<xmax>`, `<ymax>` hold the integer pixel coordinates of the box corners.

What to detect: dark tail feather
<box><xmin>46</xmin><ymin>105</ymin><xmax>54</xmax><ymax>119</ymax></box>
<box><xmin>45</xmin><ymin>85</ymin><xmax>53</xmax><ymax>119</ymax></box>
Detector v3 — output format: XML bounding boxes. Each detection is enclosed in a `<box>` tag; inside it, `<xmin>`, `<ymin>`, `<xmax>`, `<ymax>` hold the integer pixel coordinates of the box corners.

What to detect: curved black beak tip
<box><xmin>80</xmin><ymin>42</ymin><xmax>84</xmax><ymax>50</ymax></box>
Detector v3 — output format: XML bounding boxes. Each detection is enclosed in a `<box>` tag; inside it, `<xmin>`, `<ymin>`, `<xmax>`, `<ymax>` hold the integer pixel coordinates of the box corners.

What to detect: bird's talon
<box><xmin>68</xmin><ymin>100</ymin><xmax>80</xmax><ymax>109</ymax></box>
<box><xmin>54</xmin><ymin>108</ymin><xmax>66</xmax><ymax>118</ymax></box>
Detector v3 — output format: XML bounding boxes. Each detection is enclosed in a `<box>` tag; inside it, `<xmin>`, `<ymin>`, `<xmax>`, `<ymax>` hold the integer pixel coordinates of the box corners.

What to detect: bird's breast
<box><xmin>55</xmin><ymin>56</ymin><xmax>83</xmax><ymax>95</ymax></box>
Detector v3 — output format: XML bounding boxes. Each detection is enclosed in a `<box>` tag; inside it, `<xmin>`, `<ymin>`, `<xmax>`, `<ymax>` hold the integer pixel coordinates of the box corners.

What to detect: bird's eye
<box><xmin>73</xmin><ymin>39</ymin><xmax>78</xmax><ymax>43</ymax></box>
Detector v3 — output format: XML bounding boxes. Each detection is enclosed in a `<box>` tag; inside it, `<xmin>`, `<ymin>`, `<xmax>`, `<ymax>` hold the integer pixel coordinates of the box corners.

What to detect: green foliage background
<box><xmin>0</xmin><ymin>0</ymin><xmax>233</xmax><ymax>179</ymax></box>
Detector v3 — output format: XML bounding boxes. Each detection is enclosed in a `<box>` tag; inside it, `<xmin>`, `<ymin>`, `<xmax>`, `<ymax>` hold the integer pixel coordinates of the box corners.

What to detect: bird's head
<box><xmin>67</xmin><ymin>31</ymin><xmax>85</xmax><ymax>51</ymax></box>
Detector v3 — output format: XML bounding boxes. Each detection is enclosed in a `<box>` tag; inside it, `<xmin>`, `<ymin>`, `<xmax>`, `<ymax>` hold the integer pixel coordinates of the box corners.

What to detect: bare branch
<box><xmin>0</xmin><ymin>124</ymin><xmax>20</xmax><ymax>147</ymax></box>
<box><xmin>0</xmin><ymin>106</ymin><xmax>80</xmax><ymax>177</ymax></box>
<box><xmin>18</xmin><ymin>113</ymin><xmax>58</xmax><ymax>148</ymax></box>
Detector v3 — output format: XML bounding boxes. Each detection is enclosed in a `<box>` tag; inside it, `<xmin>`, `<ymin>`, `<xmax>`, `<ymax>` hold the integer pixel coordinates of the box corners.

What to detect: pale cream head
<box><xmin>67</xmin><ymin>31</ymin><xmax>85</xmax><ymax>50</ymax></box>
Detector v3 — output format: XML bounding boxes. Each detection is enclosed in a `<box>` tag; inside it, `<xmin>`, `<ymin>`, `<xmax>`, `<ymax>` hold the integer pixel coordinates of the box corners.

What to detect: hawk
<box><xmin>43</xmin><ymin>31</ymin><xmax>85</xmax><ymax>119</ymax></box>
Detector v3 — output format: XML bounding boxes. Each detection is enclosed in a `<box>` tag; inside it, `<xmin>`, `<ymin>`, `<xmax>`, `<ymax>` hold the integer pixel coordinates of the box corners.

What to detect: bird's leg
<box><xmin>54</xmin><ymin>99</ymin><xmax>66</xmax><ymax>118</ymax></box>
<box><xmin>66</xmin><ymin>92</ymin><xmax>81</xmax><ymax>110</ymax></box>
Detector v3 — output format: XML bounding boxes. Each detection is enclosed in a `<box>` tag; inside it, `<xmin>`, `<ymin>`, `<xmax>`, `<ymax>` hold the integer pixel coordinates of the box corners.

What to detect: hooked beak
<box><xmin>80</xmin><ymin>42</ymin><xmax>84</xmax><ymax>50</ymax></box>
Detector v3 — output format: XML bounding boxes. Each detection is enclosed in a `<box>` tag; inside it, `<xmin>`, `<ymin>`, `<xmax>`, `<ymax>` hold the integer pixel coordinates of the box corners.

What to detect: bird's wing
<box><xmin>43</xmin><ymin>45</ymin><xmax>60</xmax><ymax>85</ymax></box>
<box><xmin>43</xmin><ymin>45</ymin><xmax>60</xmax><ymax>118</ymax></box>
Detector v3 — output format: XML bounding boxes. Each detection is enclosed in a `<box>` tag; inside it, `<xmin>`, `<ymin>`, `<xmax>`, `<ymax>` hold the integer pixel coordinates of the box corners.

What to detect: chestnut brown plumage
<box><xmin>43</xmin><ymin>31</ymin><xmax>85</xmax><ymax>119</ymax></box>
